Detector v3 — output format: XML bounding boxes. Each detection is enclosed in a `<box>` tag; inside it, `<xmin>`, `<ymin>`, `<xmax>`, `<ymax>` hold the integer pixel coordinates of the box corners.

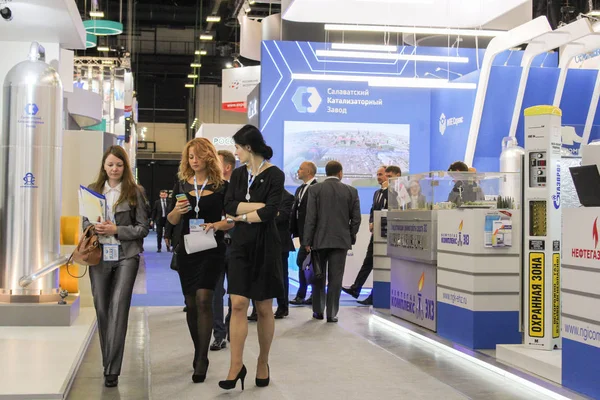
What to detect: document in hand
<box><xmin>79</xmin><ymin>185</ymin><xmax>107</xmax><ymax>224</ymax></box>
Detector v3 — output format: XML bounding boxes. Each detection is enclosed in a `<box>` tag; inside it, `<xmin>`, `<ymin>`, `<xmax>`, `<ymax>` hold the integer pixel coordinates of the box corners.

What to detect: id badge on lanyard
<box><xmin>190</xmin><ymin>177</ymin><xmax>208</xmax><ymax>232</ymax></box>
<box><xmin>103</xmin><ymin>244</ymin><xmax>119</xmax><ymax>261</ymax></box>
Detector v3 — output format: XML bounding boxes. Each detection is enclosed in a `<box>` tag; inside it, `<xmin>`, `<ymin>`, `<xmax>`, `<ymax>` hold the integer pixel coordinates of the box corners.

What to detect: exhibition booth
<box><xmin>244</xmin><ymin>16</ymin><xmax>600</xmax><ymax>400</ymax></box>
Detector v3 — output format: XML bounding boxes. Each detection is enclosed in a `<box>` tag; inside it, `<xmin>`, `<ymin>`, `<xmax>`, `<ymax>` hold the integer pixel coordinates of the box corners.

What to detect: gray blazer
<box><xmin>83</xmin><ymin>185</ymin><xmax>150</xmax><ymax>260</ymax></box>
<box><xmin>302</xmin><ymin>177</ymin><xmax>361</xmax><ymax>251</ymax></box>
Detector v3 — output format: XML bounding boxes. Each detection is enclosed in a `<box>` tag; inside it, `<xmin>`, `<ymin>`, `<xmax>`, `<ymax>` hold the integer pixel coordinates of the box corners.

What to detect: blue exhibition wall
<box><xmin>560</xmin><ymin>69</ymin><xmax>598</xmax><ymax>155</ymax></box>
<box><xmin>258</xmin><ymin>40</ymin><xmax>590</xmax><ymax>206</ymax></box>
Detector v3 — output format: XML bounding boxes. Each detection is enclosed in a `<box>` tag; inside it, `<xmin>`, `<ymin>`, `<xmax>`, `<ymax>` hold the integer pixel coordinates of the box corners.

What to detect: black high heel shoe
<box><xmin>218</xmin><ymin>365</ymin><xmax>247</xmax><ymax>390</ymax></box>
<box><xmin>104</xmin><ymin>374</ymin><xmax>119</xmax><ymax>388</ymax></box>
<box><xmin>192</xmin><ymin>359</ymin><xmax>209</xmax><ymax>383</ymax></box>
<box><xmin>255</xmin><ymin>364</ymin><xmax>270</xmax><ymax>387</ymax></box>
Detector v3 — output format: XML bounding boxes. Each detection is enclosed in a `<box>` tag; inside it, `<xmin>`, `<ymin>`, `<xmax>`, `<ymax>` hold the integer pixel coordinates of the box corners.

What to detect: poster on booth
<box><xmin>222</xmin><ymin>66</ymin><xmax>261</xmax><ymax>113</ymax></box>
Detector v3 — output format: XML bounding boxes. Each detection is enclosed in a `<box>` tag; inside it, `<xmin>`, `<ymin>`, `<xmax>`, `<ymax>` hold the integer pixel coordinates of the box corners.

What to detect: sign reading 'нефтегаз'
<box><xmin>529</xmin><ymin>253</ymin><xmax>545</xmax><ymax>338</ymax></box>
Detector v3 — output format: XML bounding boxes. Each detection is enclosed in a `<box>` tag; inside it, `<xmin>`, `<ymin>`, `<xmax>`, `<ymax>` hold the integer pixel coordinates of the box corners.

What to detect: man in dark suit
<box><xmin>150</xmin><ymin>190</ymin><xmax>170</xmax><ymax>253</ymax></box>
<box><xmin>302</xmin><ymin>161</ymin><xmax>361</xmax><ymax>323</ymax></box>
<box><xmin>342</xmin><ymin>165</ymin><xmax>402</xmax><ymax>305</ymax></box>
<box><xmin>289</xmin><ymin>161</ymin><xmax>318</xmax><ymax>306</ymax></box>
<box><xmin>275</xmin><ymin>190</ymin><xmax>295</xmax><ymax>319</ymax></box>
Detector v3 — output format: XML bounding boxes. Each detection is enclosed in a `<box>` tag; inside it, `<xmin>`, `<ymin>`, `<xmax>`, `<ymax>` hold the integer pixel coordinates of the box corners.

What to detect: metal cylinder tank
<box><xmin>0</xmin><ymin>42</ymin><xmax>64</xmax><ymax>299</ymax></box>
<box><xmin>499</xmin><ymin>136</ymin><xmax>525</xmax><ymax>207</ymax></box>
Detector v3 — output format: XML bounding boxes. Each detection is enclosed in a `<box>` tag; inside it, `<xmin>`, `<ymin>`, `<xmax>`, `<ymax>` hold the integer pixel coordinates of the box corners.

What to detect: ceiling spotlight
<box><xmin>249</xmin><ymin>0</ymin><xmax>256</xmax><ymax>3</ymax></box>
<box><xmin>97</xmin><ymin>46</ymin><xmax>110</xmax><ymax>52</ymax></box>
<box><xmin>190</xmin><ymin>63</ymin><xmax>202</xmax><ymax>68</ymax></box>
<box><xmin>206</xmin><ymin>15</ymin><xmax>221</xmax><ymax>22</ymax></box>
<box><xmin>200</xmin><ymin>34</ymin><xmax>213</xmax><ymax>41</ymax></box>
<box><xmin>185</xmin><ymin>84</ymin><xmax>195</xmax><ymax>88</ymax></box>
<box><xmin>188</xmin><ymin>74</ymin><xmax>198</xmax><ymax>78</ymax></box>
<box><xmin>225</xmin><ymin>62</ymin><xmax>233</xmax><ymax>68</ymax></box>
<box><xmin>102</xmin><ymin>60</ymin><xmax>113</xmax><ymax>65</ymax></box>
<box><xmin>195</xmin><ymin>49</ymin><xmax>208</xmax><ymax>56</ymax></box>
<box><xmin>89</xmin><ymin>11</ymin><xmax>104</xmax><ymax>18</ymax></box>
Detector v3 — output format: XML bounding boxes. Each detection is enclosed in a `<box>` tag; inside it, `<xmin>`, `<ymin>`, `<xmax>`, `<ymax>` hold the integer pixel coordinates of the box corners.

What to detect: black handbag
<box><xmin>302</xmin><ymin>251</ymin><xmax>323</xmax><ymax>285</ymax></box>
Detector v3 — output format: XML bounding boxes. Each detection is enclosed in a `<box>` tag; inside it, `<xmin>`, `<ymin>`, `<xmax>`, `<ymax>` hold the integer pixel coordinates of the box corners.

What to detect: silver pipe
<box><xmin>19</xmin><ymin>256</ymin><xmax>69</xmax><ymax>288</ymax></box>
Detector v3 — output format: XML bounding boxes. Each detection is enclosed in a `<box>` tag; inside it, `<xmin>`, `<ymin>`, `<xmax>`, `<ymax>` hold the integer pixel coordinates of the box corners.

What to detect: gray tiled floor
<box><xmin>69</xmin><ymin>305</ymin><xmax>580</xmax><ymax>400</ymax></box>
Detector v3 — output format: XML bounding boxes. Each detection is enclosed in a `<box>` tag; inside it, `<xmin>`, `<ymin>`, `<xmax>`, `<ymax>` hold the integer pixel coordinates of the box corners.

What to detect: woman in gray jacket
<box><xmin>83</xmin><ymin>145</ymin><xmax>149</xmax><ymax>388</ymax></box>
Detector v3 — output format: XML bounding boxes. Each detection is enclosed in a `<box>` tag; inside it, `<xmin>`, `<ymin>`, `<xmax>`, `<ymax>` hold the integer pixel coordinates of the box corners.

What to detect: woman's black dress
<box><xmin>224</xmin><ymin>165</ymin><xmax>285</xmax><ymax>301</ymax></box>
<box><xmin>171</xmin><ymin>181</ymin><xmax>227</xmax><ymax>295</ymax></box>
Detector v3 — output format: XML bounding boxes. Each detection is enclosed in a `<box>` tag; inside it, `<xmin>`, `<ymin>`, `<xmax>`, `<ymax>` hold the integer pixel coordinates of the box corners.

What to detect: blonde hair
<box><xmin>178</xmin><ymin>138</ymin><xmax>224</xmax><ymax>189</ymax></box>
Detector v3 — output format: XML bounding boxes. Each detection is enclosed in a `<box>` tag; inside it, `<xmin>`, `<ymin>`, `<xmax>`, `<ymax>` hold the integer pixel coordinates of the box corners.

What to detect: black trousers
<box><xmin>155</xmin><ymin>217</ymin><xmax>166</xmax><ymax>250</ymax></box>
<box><xmin>89</xmin><ymin>256</ymin><xmax>139</xmax><ymax>377</ymax></box>
<box><xmin>353</xmin><ymin>235</ymin><xmax>374</xmax><ymax>290</ymax></box>
<box><xmin>295</xmin><ymin>246</ymin><xmax>310</xmax><ymax>299</ymax></box>
<box><xmin>276</xmin><ymin>252</ymin><xmax>290</xmax><ymax>310</ymax></box>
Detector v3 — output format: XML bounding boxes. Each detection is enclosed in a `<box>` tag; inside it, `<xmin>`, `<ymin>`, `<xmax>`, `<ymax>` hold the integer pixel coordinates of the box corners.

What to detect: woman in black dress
<box><xmin>219</xmin><ymin>125</ymin><xmax>285</xmax><ymax>391</ymax></box>
<box><xmin>167</xmin><ymin>138</ymin><xmax>234</xmax><ymax>383</ymax></box>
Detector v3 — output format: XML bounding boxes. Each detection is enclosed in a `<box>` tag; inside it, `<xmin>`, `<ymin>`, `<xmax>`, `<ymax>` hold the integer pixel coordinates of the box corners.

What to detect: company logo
<box><xmin>230</xmin><ymin>80</ymin><xmax>240</xmax><ymax>90</ymax></box>
<box><xmin>212</xmin><ymin>137</ymin><xmax>235</xmax><ymax>146</ymax></box>
<box><xmin>552</xmin><ymin>163</ymin><xmax>561</xmax><ymax>209</ymax></box>
<box><xmin>570</xmin><ymin>217</ymin><xmax>600</xmax><ymax>260</ymax></box>
<box><xmin>21</xmin><ymin>172</ymin><xmax>38</xmax><ymax>189</ymax></box>
<box><xmin>292</xmin><ymin>86</ymin><xmax>322</xmax><ymax>113</ymax></box>
<box><xmin>391</xmin><ymin>272</ymin><xmax>434</xmax><ymax>322</ymax></box>
<box><xmin>440</xmin><ymin>220</ymin><xmax>470</xmax><ymax>246</ymax></box>
<box><xmin>439</xmin><ymin>113</ymin><xmax>464</xmax><ymax>135</ymax></box>
<box><xmin>417</xmin><ymin>272</ymin><xmax>425</xmax><ymax>292</ymax></box>
<box><xmin>247</xmin><ymin>98</ymin><xmax>258</xmax><ymax>120</ymax></box>
<box><xmin>25</xmin><ymin>103</ymin><xmax>39</xmax><ymax>116</ymax></box>
<box><xmin>594</xmin><ymin>218</ymin><xmax>599</xmax><ymax>249</ymax></box>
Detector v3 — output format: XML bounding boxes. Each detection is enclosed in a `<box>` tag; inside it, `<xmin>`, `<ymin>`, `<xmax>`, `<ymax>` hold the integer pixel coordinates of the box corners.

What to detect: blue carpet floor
<box><xmin>132</xmin><ymin>232</ymin><xmax>371</xmax><ymax>307</ymax></box>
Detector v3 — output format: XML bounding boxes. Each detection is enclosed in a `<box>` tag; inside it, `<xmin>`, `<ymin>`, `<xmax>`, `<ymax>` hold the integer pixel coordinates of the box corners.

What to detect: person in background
<box><xmin>342</xmin><ymin>165</ymin><xmax>401</xmax><ymax>305</ymax></box>
<box><xmin>303</xmin><ymin>161</ymin><xmax>361</xmax><ymax>323</ymax></box>
<box><xmin>221</xmin><ymin>125</ymin><xmax>284</xmax><ymax>391</ymax></box>
<box><xmin>447</xmin><ymin>161</ymin><xmax>484</xmax><ymax>205</ymax></box>
<box><xmin>289</xmin><ymin>161</ymin><xmax>318</xmax><ymax>306</ymax></box>
<box><xmin>167</xmin><ymin>138</ymin><xmax>234</xmax><ymax>384</ymax></box>
<box><xmin>210</xmin><ymin>149</ymin><xmax>236</xmax><ymax>351</ymax></box>
<box><xmin>408</xmin><ymin>179</ymin><xmax>427</xmax><ymax>210</ymax></box>
<box><xmin>84</xmin><ymin>145</ymin><xmax>149</xmax><ymax>388</ymax></box>
<box><xmin>151</xmin><ymin>190</ymin><xmax>170</xmax><ymax>252</ymax></box>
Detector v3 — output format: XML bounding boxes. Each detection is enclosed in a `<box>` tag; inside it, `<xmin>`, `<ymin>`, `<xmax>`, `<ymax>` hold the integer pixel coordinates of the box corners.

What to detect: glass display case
<box><xmin>388</xmin><ymin>171</ymin><xmax>522</xmax><ymax>211</ymax></box>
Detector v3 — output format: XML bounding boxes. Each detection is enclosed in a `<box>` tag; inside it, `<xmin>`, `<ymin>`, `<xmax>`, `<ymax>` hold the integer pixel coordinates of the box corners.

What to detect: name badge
<box><xmin>103</xmin><ymin>244</ymin><xmax>119</xmax><ymax>261</ymax></box>
<box><xmin>189</xmin><ymin>219</ymin><xmax>205</xmax><ymax>233</ymax></box>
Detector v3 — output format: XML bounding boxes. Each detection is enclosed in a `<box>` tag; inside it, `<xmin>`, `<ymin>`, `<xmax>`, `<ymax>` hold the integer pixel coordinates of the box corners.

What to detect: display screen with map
<box><xmin>283</xmin><ymin>121</ymin><xmax>410</xmax><ymax>187</ymax></box>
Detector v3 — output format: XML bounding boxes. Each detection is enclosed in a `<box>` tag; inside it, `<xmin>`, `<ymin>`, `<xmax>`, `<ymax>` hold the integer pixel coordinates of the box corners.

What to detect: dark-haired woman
<box><xmin>219</xmin><ymin>125</ymin><xmax>285</xmax><ymax>391</ymax></box>
<box><xmin>167</xmin><ymin>137</ymin><xmax>234</xmax><ymax>384</ymax></box>
<box><xmin>83</xmin><ymin>145</ymin><xmax>149</xmax><ymax>388</ymax></box>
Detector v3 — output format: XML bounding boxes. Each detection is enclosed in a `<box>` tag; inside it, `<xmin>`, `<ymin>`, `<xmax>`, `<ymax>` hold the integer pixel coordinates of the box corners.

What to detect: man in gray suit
<box><xmin>302</xmin><ymin>161</ymin><xmax>361</xmax><ymax>323</ymax></box>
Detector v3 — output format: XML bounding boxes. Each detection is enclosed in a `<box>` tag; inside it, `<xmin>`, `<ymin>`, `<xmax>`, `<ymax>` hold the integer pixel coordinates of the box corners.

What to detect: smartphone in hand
<box><xmin>176</xmin><ymin>193</ymin><xmax>191</xmax><ymax>212</ymax></box>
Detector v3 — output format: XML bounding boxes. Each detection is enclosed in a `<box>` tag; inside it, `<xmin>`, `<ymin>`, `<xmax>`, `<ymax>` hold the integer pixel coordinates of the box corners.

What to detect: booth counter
<box><xmin>387</xmin><ymin>210</ymin><xmax>438</xmax><ymax>331</ymax></box>
<box><xmin>373</xmin><ymin>210</ymin><xmax>391</xmax><ymax>309</ymax></box>
<box><xmin>436</xmin><ymin>209</ymin><xmax>522</xmax><ymax>349</ymax></box>
<box><xmin>562</xmin><ymin>207</ymin><xmax>600</xmax><ymax>399</ymax></box>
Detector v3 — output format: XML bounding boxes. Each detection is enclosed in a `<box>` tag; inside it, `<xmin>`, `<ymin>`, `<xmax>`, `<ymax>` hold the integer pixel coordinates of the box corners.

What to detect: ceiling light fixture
<box><xmin>190</xmin><ymin>63</ymin><xmax>202</xmax><ymax>68</ymax></box>
<box><xmin>102</xmin><ymin>60</ymin><xmax>113</xmax><ymax>65</ymax></box>
<box><xmin>315</xmin><ymin>49</ymin><xmax>469</xmax><ymax>63</ymax></box>
<box><xmin>245</xmin><ymin>6</ymin><xmax>251</xmax><ymax>13</ymax></box>
<box><xmin>195</xmin><ymin>49</ymin><xmax>208</xmax><ymax>56</ymax></box>
<box><xmin>324</xmin><ymin>24</ymin><xmax>504</xmax><ymax>37</ymax></box>
<box><xmin>200</xmin><ymin>34</ymin><xmax>214</xmax><ymax>41</ymax></box>
<box><xmin>206</xmin><ymin>15</ymin><xmax>221</xmax><ymax>22</ymax></box>
<box><xmin>97</xmin><ymin>46</ymin><xmax>110</xmax><ymax>52</ymax></box>
<box><xmin>291</xmin><ymin>73</ymin><xmax>476</xmax><ymax>89</ymax></box>
<box><xmin>249</xmin><ymin>0</ymin><xmax>256</xmax><ymax>4</ymax></box>
<box><xmin>331</xmin><ymin>43</ymin><xmax>397</xmax><ymax>52</ymax></box>
<box><xmin>89</xmin><ymin>11</ymin><xmax>105</xmax><ymax>18</ymax></box>
<box><xmin>188</xmin><ymin>74</ymin><xmax>198</xmax><ymax>78</ymax></box>
<box><xmin>225</xmin><ymin>62</ymin><xmax>233</xmax><ymax>68</ymax></box>
<box><xmin>185</xmin><ymin>84</ymin><xmax>195</xmax><ymax>88</ymax></box>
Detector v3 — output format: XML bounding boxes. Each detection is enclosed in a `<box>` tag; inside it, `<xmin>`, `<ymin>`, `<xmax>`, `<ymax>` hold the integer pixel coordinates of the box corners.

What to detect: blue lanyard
<box><xmin>246</xmin><ymin>160</ymin><xmax>266</xmax><ymax>202</ymax></box>
<box><xmin>193</xmin><ymin>176</ymin><xmax>208</xmax><ymax>218</ymax></box>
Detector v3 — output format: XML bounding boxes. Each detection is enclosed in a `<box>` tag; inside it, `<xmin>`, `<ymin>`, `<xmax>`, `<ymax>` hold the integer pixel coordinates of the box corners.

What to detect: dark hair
<box><xmin>448</xmin><ymin>161</ymin><xmax>469</xmax><ymax>172</ymax></box>
<box><xmin>386</xmin><ymin>165</ymin><xmax>402</xmax><ymax>176</ymax></box>
<box><xmin>218</xmin><ymin>150</ymin><xmax>236</xmax><ymax>168</ymax></box>
<box><xmin>233</xmin><ymin>125</ymin><xmax>273</xmax><ymax>160</ymax></box>
<box><xmin>325</xmin><ymin>160</ymin><xmax>343</xmax><ymax>176</ymax></box>
<box><xmin>160</xmin><ymin>190</ymin><xmax>167</xmax><ymax>194</ymax></box>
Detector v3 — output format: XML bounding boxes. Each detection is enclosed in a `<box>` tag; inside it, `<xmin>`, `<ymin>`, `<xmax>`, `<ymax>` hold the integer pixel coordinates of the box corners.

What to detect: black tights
<box><xmin>185</xmin><ymin>288</ymin><xmax>214</xmax><ymax>375</ymax></box>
